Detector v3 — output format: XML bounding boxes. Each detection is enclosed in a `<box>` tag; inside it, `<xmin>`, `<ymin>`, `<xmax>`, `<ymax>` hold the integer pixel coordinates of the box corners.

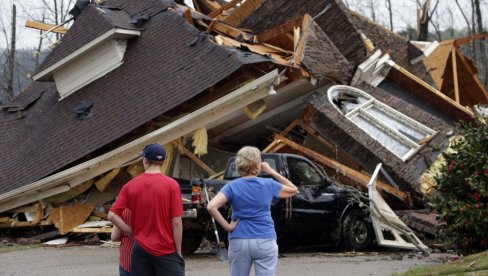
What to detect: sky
<box><xmin>0</xmin><ymin>0</ymin><xmax>486</xmax><ymax>51</ymax></box>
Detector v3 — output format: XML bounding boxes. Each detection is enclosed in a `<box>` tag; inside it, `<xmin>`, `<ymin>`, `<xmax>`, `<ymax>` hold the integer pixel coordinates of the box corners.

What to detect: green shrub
<box><xmin>434</xmin><ymin>118</ymin><xmax>488</xmax><ymax>254</ymax></box>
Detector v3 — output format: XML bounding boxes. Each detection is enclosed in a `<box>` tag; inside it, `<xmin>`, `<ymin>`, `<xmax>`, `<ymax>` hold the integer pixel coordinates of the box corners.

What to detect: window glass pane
<box><xmin>226</xmin><ymin>161</ymin><xmax>239</xmax><ymax>178</ymax></box>
<box><xmin>262</xmin><ymin>157</ymin><xmax>277</xmax><ymax>172</ymax></box>
<box><xmin>225</xmin><ymin>157</ymin><xmax>278</xmax><ymax>179</ymax></box>
<box><xmin>287</xmin><ymin>157</ymin><xmax>322</xmax><ymax>186</ymax></box>
<box><xmin>364</xmin><ymin>105</ymin><xmax>429</xmax><ymax>142</ymax></box>
<box><xmin>350</xmin><ymin>113</ymin><xmax>412</xmax><ymax>157</ymax></box>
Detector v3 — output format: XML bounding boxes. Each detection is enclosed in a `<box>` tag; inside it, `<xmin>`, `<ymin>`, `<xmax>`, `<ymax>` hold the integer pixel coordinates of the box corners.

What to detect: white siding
<box><xmin>53</xmin><ymin>39</ymin><xmax>127</xmax><ymax>100</ymax></box>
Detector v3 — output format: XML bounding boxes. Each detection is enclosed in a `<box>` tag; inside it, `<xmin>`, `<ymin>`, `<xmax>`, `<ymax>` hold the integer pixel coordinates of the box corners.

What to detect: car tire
<box><xmin>182</xmin><ymin>230</ymin><xmax>203</xmax><ymax>255</ymax></box>
<box><xmin>342</xmin><ymin>208</ymin><xmax>374</xmax><ymax>250</ymax></box>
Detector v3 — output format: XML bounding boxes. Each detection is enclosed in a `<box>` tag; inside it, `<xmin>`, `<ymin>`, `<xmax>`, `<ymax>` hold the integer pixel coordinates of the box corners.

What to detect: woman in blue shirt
<box><xmin>207</xmin><ymin>146</ymin><xmax>298</xmax><ymax>276</ymax></box>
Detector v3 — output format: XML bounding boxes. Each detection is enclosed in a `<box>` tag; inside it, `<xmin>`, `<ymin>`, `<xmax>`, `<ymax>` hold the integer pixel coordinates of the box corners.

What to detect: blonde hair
<box><xmin>236</xmin><ymin>146</ymin><xmax>261</xmax><ymax>176</ymax></box>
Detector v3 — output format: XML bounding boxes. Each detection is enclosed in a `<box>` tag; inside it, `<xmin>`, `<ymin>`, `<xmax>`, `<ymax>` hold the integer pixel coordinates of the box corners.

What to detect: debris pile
<box><xmin>1</xmin><ymin>0</ymin><xmax>488</xmax><ymax>248</ymax></box>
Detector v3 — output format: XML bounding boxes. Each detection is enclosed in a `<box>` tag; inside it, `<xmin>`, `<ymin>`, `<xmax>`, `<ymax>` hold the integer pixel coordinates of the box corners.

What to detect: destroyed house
<box><xmin>0</xmin><ymin>0</ymin><xmax>487</xmax><ymax>234</ymax></box>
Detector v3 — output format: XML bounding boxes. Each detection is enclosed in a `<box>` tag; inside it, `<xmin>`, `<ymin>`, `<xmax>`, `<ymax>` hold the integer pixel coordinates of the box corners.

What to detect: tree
<box><xmin>385</xmin><ymin>0</ymin><xmax>393</xmax><ymax>31</ymax></box>
<box><xmin>6</xmin><ymin>4</ymin><xmax>16</xmax><ymax>103</ymax></box>
<box><xmin>416</xmin><ymin>0</ymin><xmax>440</xmax><ymax>41</ymax></box>
<box><xmin>434</xmin><ymin>118</ymin><xmax>488</xmax><ymax>254</ymax></box>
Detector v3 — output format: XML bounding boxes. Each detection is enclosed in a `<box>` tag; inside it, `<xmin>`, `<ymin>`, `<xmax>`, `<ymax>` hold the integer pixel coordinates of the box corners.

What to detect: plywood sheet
<box><xmin>48</xmin><ymin>204</ymin><xmax>94</xmax><ymax>235</ymax></box>
<box><xmin>423</xmin><ymin>43</ymin><xmax>452</xmax><ymax>89</ymax></box>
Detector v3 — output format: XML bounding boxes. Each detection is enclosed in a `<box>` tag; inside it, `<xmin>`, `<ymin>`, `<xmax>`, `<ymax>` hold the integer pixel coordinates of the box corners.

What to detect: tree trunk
<box><xmin>417</xmin><ymin>0</ymin><xmax>430</xmax><ymax>41</ymax></box>
<box><xmin>473</xmin><ymin>0</ymin><xmax>487</xmax><ymax>87</ymax></box>
<box><xmin>35</xmin><ymin>15</ymin><xmax>46</xmax><ymax>68</ymax></box>
<box><xmin>386</xmin><ymin>0</ymin><xmax>393</xmax><ymax>31</ymax></box>
<box><xmin>369</xmin><ymin>0</ymin><xmax>376</xmax><ymax>22</ymax></box>
<box><xmin>6</xmin><ymin>4</ymin><xmax>16</xmax><ymax>103</ymax></box>
<box><xmin>53</xmin><ymin>0</ymin><xmax>60</xmax><ymax>40</ymax></box>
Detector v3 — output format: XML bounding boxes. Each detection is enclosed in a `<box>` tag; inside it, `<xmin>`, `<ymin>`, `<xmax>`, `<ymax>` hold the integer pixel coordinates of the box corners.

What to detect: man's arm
<box><xmin>111</xmin><ymin>225</ymin><xmax>122</xmax><ymax>241</ymax></box>
<box><xmin>172</xmin><ymin>216</ymin><xmax>183</xmax><ymax>256</ymax></box>
<box><xmin>108</xmin><ymin>211</ymin><xmax>133</xmax><ymax>236</ymax></box>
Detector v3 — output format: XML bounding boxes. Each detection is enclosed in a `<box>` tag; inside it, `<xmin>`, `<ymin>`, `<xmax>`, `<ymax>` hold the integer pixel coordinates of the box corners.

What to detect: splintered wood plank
<box><xmin>209</xmin><ymin>0</ymin><xmax>242</xmax><ymax>18</ymax></box>
<box><xmin>95</xmin><ymin>168</ymin><xmax>120</xmax><ymax>192</ymax></box>
<box><xmin>387</xmin><ymin>64</ymin><xmax>473</xmax><ymax>121</ymax></box>
<box><xmin>178</xmin><ymin>143</ymin><xmax>216</xmax><ymax>175</ymax></box>
<box><xmin>25</xmin><ymin>20</ymin><xmax>68</xmax><ymax>34</ymax></box>
<box><xmin>208</xmin><ymin>20</ymin><xmax>249</xmax><ymax>40</ymax></box>
<box><xmin>300</xmin><ymin>121</ymin><xmax>362</xmax><ymax>171</ymax></box>
<box><xmin>223</xmin><ymin>0</ymin><xmax>265</xmax><ymax>27</ymax></box>
<box><xmin>71</xmin><ymin>227</ymin><xmax>112</xmax><ymax>233</ymax></box>
<box><xmin>214</xmin><ymin>35</ymin><xmax>291</xmax><ymax>66</ymax></box>
<box><xmin>280</xmin><ymin>118</ymin><xmax>300</xmax><ymax>136</ymax></box>
<box><xmin>453</xmin><ymin>32</ymin><xmax>488</xmax><ymax>47</ymax></box>
<box><xmin>48</xmin><ymin>204</ymin><xmax>94</xmax><ymax>235</ymax></box>
<box><xmin>451</xmin><ymin>46</ymin><xmax>460</xmax><ymax>103</ymax></box>
<box><xmin>180</xmin><ymin>5</ymin><xmax>194</xmax><ymax>25</ymax></box>
<box><xmin>293</xmin><ymin>14</ymin><xmax>312</xmax><ymax>66</ymax></box>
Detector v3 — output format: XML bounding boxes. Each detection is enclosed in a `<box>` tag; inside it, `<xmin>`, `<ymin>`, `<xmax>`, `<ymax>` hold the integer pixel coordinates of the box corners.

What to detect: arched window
<box><xmin>328</xmin><ymin>85</ymin><xmax>436</xmax><ymax>161</ymax></box>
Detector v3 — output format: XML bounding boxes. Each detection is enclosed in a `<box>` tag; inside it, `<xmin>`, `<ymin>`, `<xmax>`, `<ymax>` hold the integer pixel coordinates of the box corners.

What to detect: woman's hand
<box><xmin>260</xmin><ymin>162</ymin><xmax>274</xmax><ymax>174</ymax></box>
<box><xmin>226</xmin><ymin>219</ymin><xmax>239</xmax><ymax>232</ymax></box>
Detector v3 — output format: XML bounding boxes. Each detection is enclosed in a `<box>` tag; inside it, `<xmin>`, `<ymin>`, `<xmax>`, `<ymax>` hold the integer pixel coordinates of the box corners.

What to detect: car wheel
<box><xmin>342</xmin><ymin>209</ymin><xmax>374</xmax><ymax>250</ymax></box>
<box><xmin>182</xmin><ymin>230</ymin><xmax>203</xmax><ymax>255</ymax></box>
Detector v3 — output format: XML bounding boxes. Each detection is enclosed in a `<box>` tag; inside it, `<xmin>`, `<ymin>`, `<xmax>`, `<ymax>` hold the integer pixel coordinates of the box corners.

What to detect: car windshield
<box><xmin>225</xmin><ymin>157</ymin><xmax>277</xmax><ymax>179</ymax></box>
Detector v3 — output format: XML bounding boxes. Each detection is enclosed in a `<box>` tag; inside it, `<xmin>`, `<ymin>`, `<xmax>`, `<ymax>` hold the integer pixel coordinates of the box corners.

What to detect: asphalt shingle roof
<box><xmin>0</xmin><ymin>0</ymin><xmax>271</xmax><ymax>195</ymax></box>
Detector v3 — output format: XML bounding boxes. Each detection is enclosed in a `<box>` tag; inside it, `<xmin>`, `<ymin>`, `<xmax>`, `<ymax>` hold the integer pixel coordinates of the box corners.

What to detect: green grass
<box><xmin>0</xmin><ymin>243</ymin><xmax>40</xmax><ymax>254</ymax></box>
<box><xmin>393</xmin><ymin>250</ymin><xmax>488</xmax><ymax>276</ymax></box>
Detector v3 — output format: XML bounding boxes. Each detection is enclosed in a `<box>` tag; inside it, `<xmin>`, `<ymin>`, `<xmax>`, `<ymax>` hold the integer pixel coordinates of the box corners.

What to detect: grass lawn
<box><xmin>393</xmin><ymin>250</ymin><xmax>488</xmax><ymax>275</ymax></box>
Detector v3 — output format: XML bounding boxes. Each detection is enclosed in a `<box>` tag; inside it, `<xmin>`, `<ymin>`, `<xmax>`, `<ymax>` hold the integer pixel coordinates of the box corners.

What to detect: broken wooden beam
<box><xmin>223</xmin><ymin>0</ymin><xmax>264</xmax><ymax>27</ymax></box>
<box><xmin>25</xmin><ymin>20</ymin><xmax>68</xmax><ymax>34</ymax></box>
<box><xmin>71</xmin><ymin>226</ymin><xmax>112</xmax><ymax>233</ymax></box>
<box><xmin>208</xmin><ymin>0</ymin><xmax>242</xmax><ymax>18</ymax></box>
<box><xmin>179</xmin><ymin>5</ymin><xmax>194</xmax><ymax>25</ymax></box>
<box><xmin>273</xmin><ymin>134</ymin><xmax>412</xmax><ymax>205</ymax></box>
<box><xmin>208</xmin><ymin>20</ymin><xmax>252</xmax><ymax>41</ymax></box>
<box><xmin>451</xmin><ymin>46</ymin><xmax>460</xmax><ymax>103</ymax></box>
<box><xmin>178</xmin><ymin>142</ymin><xmax>216</xmax><ymax>176</ymax></box>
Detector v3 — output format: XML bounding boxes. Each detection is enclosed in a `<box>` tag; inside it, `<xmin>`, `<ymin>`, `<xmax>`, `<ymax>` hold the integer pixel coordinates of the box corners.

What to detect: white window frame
<box><xmin>328</xmin><ymin>85</ymin><xmax>436</xmax><ymax>161</ymax></box>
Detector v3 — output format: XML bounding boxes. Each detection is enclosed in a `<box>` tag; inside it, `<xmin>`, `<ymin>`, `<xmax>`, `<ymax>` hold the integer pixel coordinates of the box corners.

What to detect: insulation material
<box><xmin>243</xmin><ymin>99</ymin><xmax>266</xmax><ymax>120</ymax></box>
<box><xmin>192</xmin><ymin>127</ymin><xmax>208</xmax><ymax>156</ymax></box>
<box><xmin>162</xmin><ymin>143</ymin><xmax>174</xmax><ymax>175</ymax></box>
<box><xmin>47</xmin><ymin>204</ymin><xmax>94</xmax><ymax>235</ymax></box>
<box><xmin>127</xmin><ymin>161</ymin><xmax>144</xmax><ymax>177</ymax></box>
<box><xmin>95</xmin><ymin>168</ymin><xmax>121</xmax><ymax>192</ymax></box>
<box><xmin>419</xmin><ymin>136</ymin><xmax>459</xmax><ymax>195</ymax></box>
<box><xmin>44</xmin><ymin>179</ymin><xmax>94</xmax><ymax>204</ymax></box>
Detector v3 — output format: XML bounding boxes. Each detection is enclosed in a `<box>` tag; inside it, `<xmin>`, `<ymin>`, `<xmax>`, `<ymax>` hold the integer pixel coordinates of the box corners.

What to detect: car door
<box><xmin>286</xmin><ymin>156</ymin><xmax>339</xmax><ymax>228</ymax></box>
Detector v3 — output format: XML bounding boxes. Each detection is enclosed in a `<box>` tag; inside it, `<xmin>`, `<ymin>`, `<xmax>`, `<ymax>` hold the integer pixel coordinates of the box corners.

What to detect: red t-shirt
<box><xmin>111</xmin><ymin>173</ymin><xmax>183</xmax><ymax>256</ymax></box>
<box><xmin>120</xmin><ymin>209</ymin><xmax>134</xmax><ymax>272</ymax></box>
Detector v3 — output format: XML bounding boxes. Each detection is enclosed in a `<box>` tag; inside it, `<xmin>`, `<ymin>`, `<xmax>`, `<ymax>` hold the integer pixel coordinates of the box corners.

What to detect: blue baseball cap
<box><xmin>140</xmin><ymin>143</ymin><xmax>166</xmax><ymax>162</ymax></box>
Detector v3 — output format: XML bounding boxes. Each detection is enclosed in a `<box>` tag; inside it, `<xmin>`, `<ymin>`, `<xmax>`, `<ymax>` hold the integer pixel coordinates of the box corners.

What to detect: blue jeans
<box><xmin>228</xmin><ymin>238</ymin><xmax>278</xmax><ymax>276</ymax></box>
<box><xmin>119</xmin><ymin>265</ymin><xmax>129</xmax><ymax>276</ymax></box>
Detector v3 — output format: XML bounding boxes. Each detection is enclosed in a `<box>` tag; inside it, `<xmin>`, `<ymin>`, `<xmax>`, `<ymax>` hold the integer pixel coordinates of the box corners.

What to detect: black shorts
<box><xmin>130</xmin><ymin>242</ymin><xmax>185</xmax><ymax>276</ymax></box>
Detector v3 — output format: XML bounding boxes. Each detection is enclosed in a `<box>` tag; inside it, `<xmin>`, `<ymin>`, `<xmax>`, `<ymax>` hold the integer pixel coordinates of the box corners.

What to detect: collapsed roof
<box><xmin>1</xmin><ymin>0</ymin><xmax>486</xmax><ymax>215</ymax></box>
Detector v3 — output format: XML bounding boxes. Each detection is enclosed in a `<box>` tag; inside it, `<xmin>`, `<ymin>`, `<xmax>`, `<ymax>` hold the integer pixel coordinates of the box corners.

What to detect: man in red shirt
<box><xmin>109</xmin><ymin>143</ymin><xmax>184</xmax><ymax>275</ymax></box>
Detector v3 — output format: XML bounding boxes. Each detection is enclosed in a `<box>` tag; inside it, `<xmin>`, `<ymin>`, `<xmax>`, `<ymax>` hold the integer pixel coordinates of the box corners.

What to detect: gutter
<box><xmin>0</xmin><ymin>70</ymin><xmax>279</xmax><ymax>212</ymax></box>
